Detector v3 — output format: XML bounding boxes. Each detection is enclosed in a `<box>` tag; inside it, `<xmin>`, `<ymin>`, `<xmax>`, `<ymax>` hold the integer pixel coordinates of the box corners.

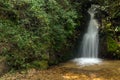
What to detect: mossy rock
<box><xmin>32</xmin><ymin>60</ymin><xmax>48</xmax><ymax>69</ymax></box>
<box><xmin>107</xmin><ymin>36</ymin><xmax>118</xmax><ymax>52</ymax></box>
<box><xmin>106</xmin><ymin>36</ymin><xmax>120</xmax><ymax>59</ymax></box>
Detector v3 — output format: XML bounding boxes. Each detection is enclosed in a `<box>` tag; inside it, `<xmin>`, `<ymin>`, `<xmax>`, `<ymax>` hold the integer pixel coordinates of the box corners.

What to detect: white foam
<box><xmin>73</xmin><ymin>58</ymin><xmax>102</xmax><ymax>66</ymax></box>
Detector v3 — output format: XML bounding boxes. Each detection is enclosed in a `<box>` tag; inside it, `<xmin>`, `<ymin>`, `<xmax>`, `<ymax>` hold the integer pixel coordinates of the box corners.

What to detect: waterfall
<box><xmin>73</xmin><ymin>5</ymin><xmax>102</xmax><ymax>66</ymax></box>
<box><xmin>81</xmin><ymin>5</ymin><xmax>99</xmax><ymax>58</ymax></box>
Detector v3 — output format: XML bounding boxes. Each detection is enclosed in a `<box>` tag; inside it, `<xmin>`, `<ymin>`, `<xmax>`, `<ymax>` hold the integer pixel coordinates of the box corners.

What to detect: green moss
<box><xmin>107</xmin><ymin>36</ymin><xmax>118</xmax><ymax>52</ymax></box>
<box><xmin>106</xmin><ymin>36</ymin><xmax>120</xmax><ymax>59</ymax></box>
<box><xmin>32</xmin><ymin>60</ymin><xmax>48</xmax><ymax>69</ymax></box>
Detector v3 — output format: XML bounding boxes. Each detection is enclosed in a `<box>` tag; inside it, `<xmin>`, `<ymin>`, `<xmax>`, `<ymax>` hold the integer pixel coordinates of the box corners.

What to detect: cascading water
<box><xmin>81</xmin><ymin>5</ymin><xmax>99</xmax><ymax>58</ymax></box>
<box><xmin>73</xmin><ymin>5</ymin><xmax>102</xmax><ymax>66</ymax></box>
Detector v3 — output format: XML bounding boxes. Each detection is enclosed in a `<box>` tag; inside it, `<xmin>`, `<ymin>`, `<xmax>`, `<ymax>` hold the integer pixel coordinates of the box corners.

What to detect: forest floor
<box><xmin>0</xmin><ymin>60</ymin><xmax>120</xmax><ymax>80</ymax></box>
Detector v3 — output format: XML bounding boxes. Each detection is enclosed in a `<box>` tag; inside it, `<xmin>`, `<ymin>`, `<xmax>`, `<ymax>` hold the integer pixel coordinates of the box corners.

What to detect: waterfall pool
<box><xmin>73</xmin><ymin>58</ymin><xmax>102</xmax><ymax>66</ymax></box>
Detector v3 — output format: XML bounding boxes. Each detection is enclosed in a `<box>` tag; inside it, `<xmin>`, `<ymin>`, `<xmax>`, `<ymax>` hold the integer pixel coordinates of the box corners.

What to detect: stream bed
<box><xmin>1</xmin><ymin>60</ymin><xmax>120</xmax><ymax>80</ymax></box>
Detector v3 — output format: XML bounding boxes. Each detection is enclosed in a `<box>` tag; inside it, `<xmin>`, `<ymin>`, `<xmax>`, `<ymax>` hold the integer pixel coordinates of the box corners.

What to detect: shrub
<box><xmin>0</xmin><ymin>0</ymin><xmax>77</xmax><ymax>70</ymax></box>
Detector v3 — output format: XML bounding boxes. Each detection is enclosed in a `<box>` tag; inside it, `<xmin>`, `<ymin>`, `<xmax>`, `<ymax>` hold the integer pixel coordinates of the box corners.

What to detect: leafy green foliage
<box><xmin>0</xmin><ymin>0</ymin><xmax>77</xmax><ymax>70</ymax></box>
<box><xmin>107</xmin><ymin>36</ymin><xmax>118</xmax><ymax>52</ymax></box>
<box><xmin>98</xmin><ymin>0</ymin><xmax>120</xmax><ymax>59</ymax></box>
<box><xmin>107</xmin><ymin>36</ymin><xmax>120</xmax><ymax>59</ymax></box>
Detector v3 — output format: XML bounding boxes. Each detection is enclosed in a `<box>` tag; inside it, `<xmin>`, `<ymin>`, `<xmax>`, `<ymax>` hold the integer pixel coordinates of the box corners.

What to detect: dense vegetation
<box><xmin>97</xmin><ymin>0</ymin><xmax>120</xmax><ymax>59</ymax></box>
<box><xmin>0</xmin><ymin>0</ymin><xmax>77</xmax><ymax>70</ymax></box>
<box><xmin>0</xmin><ymin>0</ymin><xmax>119</xmax><ymax>70</ymax></box>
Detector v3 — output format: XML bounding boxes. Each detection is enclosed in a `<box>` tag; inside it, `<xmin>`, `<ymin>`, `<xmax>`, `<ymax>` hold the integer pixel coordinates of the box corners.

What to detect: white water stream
<box><xmin>73</xmin><ymin>5</ymin><xmax>102</xmax><ymax>66</ymax></box>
